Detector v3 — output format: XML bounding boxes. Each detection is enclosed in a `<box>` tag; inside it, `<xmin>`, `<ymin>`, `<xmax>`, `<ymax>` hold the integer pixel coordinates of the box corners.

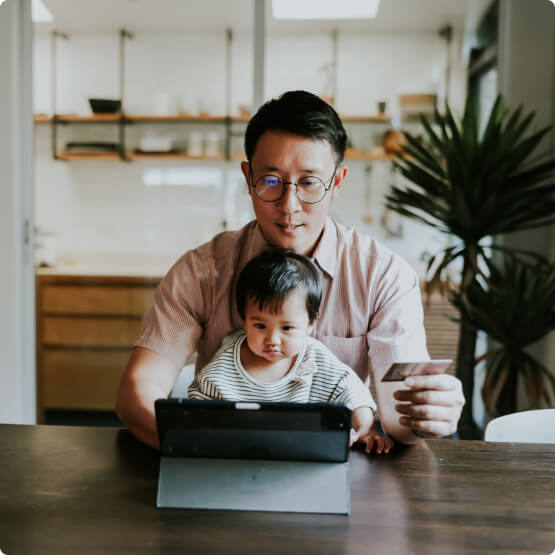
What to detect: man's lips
<box><xmin>276</xmin><ymin>222</ymin><xmax>303</xmax><ymax>231</ymax></box>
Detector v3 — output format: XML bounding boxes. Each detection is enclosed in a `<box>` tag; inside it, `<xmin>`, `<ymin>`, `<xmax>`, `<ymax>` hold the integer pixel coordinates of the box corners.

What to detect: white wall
<box><xmin>0</xmin><ymin>0</ymin><xmax>36</xmax><ymax>424</ymax></box>
<box><xmin>497</xmin><ymin>0</ymin><xmax>555</xmax><ymax>405</ymax></box>
<box><xmin>33</xmin><ymin>29</ymin><xmax>466</xmax><ymax>276</ymax></box>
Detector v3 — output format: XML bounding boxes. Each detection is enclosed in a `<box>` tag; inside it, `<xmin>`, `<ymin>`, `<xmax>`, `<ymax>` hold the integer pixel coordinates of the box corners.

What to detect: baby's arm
<box><xmin>351</xmin><ymin>407</ymin><xmax>394</xmax><ymax>454</ymax></box>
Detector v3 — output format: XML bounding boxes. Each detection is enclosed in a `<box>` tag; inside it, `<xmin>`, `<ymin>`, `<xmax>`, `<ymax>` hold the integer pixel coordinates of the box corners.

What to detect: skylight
<box><xmin>272</xmin><ymin>0</ymin><xmax>380</xmax><ymax>20</ymax></box>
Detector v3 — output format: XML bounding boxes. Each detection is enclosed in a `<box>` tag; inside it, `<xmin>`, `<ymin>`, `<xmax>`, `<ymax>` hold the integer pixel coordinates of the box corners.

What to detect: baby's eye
<box><xmin>282</xmin><ymin>325</ymin><xmax>294</xmax><ymax>331</ymax></box>
<box><xmin>253</xmin><ymin>323</ymin><xmax>265</xmax><ymax>329</ymax></box>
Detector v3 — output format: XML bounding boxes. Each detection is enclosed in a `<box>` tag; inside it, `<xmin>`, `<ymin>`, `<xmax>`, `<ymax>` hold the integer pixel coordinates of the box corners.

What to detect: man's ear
<box><xmin>331</xmin><ymin>165</ymin><xmax>347</xmax><ymax>200</ymax></box>
<box><xmin>241</xmin><ymin>161</ymin><xmax>251</xmax><ymax>193</ymax></box>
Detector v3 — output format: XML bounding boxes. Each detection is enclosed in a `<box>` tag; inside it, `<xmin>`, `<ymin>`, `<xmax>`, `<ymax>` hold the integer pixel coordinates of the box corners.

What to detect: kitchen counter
<box><xmin>35</xmin><ymin>252</ymin><xmax>179</xmax><ymax>278</ymax></box>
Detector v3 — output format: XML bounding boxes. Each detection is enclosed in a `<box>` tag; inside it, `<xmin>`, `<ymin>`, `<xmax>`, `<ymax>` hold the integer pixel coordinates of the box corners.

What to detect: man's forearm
<box><xmin>116</xmin><ymin>346</ymin><xmax>182</xmax><ymax>450</ymax></box>
<box><xmin>117</xmin><ymin>392</ymin><xmax>160</xmax><ymax>450</ymax></box>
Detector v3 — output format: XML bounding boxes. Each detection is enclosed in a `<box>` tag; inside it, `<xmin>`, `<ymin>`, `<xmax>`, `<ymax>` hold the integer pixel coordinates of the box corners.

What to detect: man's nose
<box><xmin>278</xmin><ymin>183</ymin><xmax>301</xmax><ymax>212</ymax></box>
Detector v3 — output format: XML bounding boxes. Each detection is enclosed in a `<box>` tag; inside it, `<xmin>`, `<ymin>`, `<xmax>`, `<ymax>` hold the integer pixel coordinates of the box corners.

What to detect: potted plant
<box><xmin>385</xmin><ymin>94</ymin><xmax>555</xmax><ymax>438</ymax></box>
<box><xmin>450</xmin><ymin>256</ymin><xmax>555</xmax><ymax>417</ymax></box>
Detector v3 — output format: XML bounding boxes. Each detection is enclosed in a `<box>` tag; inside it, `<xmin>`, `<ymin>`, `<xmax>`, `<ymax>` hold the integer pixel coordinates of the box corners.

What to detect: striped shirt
<box><xmin>136</xmin><ymin>217</ymin><xmax>428</xmax><ymax>392</ymax></box>
<box><xmin>188</xmin><ymin>331</ymin><xmax>377</xmax><ymax>412</ymax></box>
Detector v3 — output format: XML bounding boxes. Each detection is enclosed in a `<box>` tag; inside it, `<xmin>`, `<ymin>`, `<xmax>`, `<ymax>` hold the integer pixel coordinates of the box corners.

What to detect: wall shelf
<box><xmin>39</xmin><ymin>113</ymin><xmax>408</xmax><ymax>163</ymax></box>
<box><xmin>56</xmin><ymin>152</ymin><xmax>121</xmax><ymax>161</ymax></box>
<box><xmin>342</xmin><ymin>114</ymin><xmax>391</xmax><ymax>122</ymax></box>
<box><xmin>56</xmin><ymin>114</ymin><xmax>121</xmax><ymax>123</ymax></box>
<box><xmin>344</xmin><ymin>149</ymin><xmax>398</xmax><ymax>161</ymax></box>
<box><xmin>126</xmin><ymin>114</ymin><xmax>227</xmax><ymax>123</ymax></box>
<box><xmin>126</xmin><ymin>152</ymin><xmax>226</xmax><ymax>160</ymax></box>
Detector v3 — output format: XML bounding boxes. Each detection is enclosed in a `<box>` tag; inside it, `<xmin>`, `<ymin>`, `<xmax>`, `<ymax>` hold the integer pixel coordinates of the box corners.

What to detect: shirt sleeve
<box><xmin>135</xmin><ymin>249</ymin><xmax>211</xmax><ymax>369</ymax></box>
<box><xmin>329</xmin><ymin>369</ymin><xmax>377</xmax><ymax>413</ymax></box>
<box><xmin>367</xmin><ymin>256</ymin><xmax>430</xmax><ymax>381</ymax></box>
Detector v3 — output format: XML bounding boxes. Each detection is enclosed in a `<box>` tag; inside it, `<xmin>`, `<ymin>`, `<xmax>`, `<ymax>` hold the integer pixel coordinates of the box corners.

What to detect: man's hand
<box><xmin>393</xmin><ymin>374</ymin><xmax>465</xmax><ymax>438</ymax></box>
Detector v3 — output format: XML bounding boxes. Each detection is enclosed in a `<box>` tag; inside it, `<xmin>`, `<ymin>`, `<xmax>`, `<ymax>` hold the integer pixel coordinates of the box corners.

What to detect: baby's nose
<box><xmin>265</xmin><ymin>329</ymin><xmax>281</xmax><ymax>344</ymax></box>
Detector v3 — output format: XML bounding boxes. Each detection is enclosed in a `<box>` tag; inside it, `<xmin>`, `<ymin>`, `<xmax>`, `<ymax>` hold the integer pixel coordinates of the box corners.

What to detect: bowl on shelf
<box><xmin>88</xmin><ymin>98</ymin><xmax>121</xmax><ymax>114</ymax></box>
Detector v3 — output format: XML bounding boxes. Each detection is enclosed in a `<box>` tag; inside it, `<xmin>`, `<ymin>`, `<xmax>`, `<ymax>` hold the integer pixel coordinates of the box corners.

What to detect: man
<box><xmin>116</xmin><ymin>90</ymin><xmax>464</xmax><ymax>449</ymax></box>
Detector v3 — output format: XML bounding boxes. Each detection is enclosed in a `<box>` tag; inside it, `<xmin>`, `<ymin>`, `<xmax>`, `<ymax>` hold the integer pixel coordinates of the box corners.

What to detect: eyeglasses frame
<box><xmin>248</xmin><ymin>163</ymin><xmax>339</xmax><ymax>205</ymax></box>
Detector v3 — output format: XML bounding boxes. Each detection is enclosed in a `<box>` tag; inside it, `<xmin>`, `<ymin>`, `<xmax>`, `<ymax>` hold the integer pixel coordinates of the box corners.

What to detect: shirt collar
<box><xmin>249</xmin><ymin>218</ymin><xmax>338</xmax><ymax>278</ymax></box>
<box><xmin>249</xmin><ymin>221</ymin><xmax>272</xmax><ymax>257</ymax></box>
<box><xmin>312</xmin><ymin>217</ymin><xmax>337</xmax><ymax>279</ymax></box>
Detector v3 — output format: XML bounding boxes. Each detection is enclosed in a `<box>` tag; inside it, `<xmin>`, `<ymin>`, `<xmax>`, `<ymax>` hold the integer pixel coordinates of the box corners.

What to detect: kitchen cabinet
<box><xmin>36</xmin><ymin>274</ymin><xmax>159</xmax><ymax>422</ymax></box>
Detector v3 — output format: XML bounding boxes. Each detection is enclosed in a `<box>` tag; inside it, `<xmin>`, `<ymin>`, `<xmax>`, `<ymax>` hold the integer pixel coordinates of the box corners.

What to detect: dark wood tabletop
<box><xmin>1</xmin><ymin>424</ymin><xmax>554</xmax><ymax>555</ymax></box>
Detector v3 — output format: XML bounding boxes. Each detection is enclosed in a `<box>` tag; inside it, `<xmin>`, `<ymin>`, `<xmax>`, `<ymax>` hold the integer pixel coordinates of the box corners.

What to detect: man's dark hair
<box><xmin>236</xmin><ymin>250</ymin><xmax>322</xmax><ymax>324</ymax></box>
<box><xmin>244</xmin><ymin>90</ymin><xmax>347</xmax><ymax>165</ymax></box>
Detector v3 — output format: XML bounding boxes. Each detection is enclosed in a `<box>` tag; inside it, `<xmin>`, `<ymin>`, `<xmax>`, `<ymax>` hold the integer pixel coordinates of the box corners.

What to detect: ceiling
<box><xmin>35</xmin><ymin>0</ymin><xmax>478</xmax><ymax>35</ymax></box>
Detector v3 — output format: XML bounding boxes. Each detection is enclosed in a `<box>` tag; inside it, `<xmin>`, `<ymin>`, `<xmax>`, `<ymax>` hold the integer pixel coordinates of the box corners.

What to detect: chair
<box><xmin>484</xmin><ymin>409</ymin><xmax>555</xmax><ymax>443</ymax></box>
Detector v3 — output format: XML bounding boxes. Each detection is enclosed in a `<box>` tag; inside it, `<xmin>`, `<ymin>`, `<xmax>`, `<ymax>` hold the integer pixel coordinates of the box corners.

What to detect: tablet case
<box><xmin>155</xmin><ymin>399</ymin><xmax>351</xmax><ymax>514</ymax></box>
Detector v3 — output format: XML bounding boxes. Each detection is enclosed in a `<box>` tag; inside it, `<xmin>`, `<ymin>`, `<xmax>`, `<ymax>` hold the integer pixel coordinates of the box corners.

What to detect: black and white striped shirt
<box><xmin>188</xmin><ymin>331</ymin><xmax>376</xmax><ymax>412</ymax></box>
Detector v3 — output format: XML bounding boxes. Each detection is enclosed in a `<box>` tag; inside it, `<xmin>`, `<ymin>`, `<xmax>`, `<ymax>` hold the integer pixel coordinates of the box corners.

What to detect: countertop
<box><xmin>35</xmin><ymin>253</ymin><xmax>179</xmax><ymax>278</ymax></box>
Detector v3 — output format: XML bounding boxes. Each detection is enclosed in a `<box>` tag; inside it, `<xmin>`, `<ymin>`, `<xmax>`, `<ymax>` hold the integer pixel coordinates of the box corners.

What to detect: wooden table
<box><xmin>1</xmin><ymin>424</ymin><xmax>554</xmax><ymax>554</ymax></box>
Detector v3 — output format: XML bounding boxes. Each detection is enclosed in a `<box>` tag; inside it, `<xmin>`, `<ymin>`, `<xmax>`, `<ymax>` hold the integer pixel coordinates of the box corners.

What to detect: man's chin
<box><xmin>271</xmin><ymin>225</ymin><xmax>308</xmax><ymax>251</ymax></box>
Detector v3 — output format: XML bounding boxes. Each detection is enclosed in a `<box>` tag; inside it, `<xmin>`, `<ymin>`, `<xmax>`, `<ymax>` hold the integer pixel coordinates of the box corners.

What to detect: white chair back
<box><xmin>484</xmin><ymin>409</ymin><xmax>555</xmax><ymax>443</ymax></box>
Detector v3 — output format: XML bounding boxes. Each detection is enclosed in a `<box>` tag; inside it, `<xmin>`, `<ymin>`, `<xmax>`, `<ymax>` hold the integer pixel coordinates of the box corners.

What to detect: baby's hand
<box><xmin>362</xmin><ymin>432</ymin><xmax>394</xmax><ymax>454</ymax></box>
<box><xmin>350</xmin><ymin>428</ymin><xmax>394</xmax><ymax>454</ymax></box>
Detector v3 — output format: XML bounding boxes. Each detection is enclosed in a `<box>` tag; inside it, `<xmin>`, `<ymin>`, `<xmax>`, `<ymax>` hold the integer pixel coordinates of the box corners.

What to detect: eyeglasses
<box><xmin>249</xmin><ymin>165</ymin><xmax>338</xmax><ymax>204</ymax></box>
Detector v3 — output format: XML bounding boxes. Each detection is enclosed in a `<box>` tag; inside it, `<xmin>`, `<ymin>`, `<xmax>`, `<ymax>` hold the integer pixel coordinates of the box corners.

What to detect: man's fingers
<box><xmin>399</xmin><ymin>415</ymin><xmax>457</xmax><ymax>437</ymax></box>
<box><xmin>395</xmin><ymin>402</ymin><xmax>454</xmax><ymax>421</ymax></box>
<box><xmin>403</xmin><ymin>373</ymin><xmax>462</xmax><ymax>391</ymax></box>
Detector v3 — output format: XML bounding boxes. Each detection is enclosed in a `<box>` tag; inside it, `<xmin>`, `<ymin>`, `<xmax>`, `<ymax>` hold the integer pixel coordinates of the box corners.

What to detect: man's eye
<box><xmin>253</xmin><ymin>323</ymin><xmax>265</xmax><ymax>329</ymax></box>
<box><xmin>300</xmin><ymin>177</ymin><xmax>319</xmax><ymax>188</ymax></box>
<box><xmin>263</xmin><ymin>176</ymin><xmax>280</xmax><ymax>187</ymax></box>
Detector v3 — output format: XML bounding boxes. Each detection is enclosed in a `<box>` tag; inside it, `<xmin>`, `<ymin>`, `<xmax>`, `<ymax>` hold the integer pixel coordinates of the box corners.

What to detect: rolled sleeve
<box><xmin>135</xmin><ymin>251</ymin><xmax>209</xmax><ymax>369</ymax></box>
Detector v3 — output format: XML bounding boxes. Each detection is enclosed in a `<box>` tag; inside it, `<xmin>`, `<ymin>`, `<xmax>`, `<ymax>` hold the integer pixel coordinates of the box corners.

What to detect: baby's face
<box><xmin>243</xmin><ymin>291</ymin><xmax>313</xmax><ymax>364</ymax></box>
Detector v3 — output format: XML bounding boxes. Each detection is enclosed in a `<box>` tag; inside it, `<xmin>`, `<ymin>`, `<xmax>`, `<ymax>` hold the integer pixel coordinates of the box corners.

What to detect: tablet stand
<box><xmin>157</xmin><ymin>457</ymin><xmax>350</xmax><ymax>514</ymax></box>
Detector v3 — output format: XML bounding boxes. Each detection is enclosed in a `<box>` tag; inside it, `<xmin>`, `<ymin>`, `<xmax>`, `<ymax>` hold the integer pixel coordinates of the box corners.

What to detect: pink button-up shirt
<box><xmin>136</xmin><ymin>217</ymin><xmax>429</xmax><ymax>392</ymax></box>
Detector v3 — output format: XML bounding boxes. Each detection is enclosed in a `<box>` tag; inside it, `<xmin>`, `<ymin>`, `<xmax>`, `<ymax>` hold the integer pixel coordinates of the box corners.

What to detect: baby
<box><xmin>188</xmin><ymin>250</ymin><xmax>393</xmax><ymax>454</ymax></box>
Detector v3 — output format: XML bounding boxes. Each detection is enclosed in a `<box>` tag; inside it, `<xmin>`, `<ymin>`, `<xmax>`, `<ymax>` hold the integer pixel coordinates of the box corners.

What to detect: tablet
<box><xmin>155</xmin><ymin>398</ymin><xmax>352</xmax><ymax>463</ymax></box>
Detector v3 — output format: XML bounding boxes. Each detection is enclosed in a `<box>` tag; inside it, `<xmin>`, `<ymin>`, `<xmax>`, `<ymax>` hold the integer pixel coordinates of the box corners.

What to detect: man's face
<box><xmin>241</xmin><ymin>131</ymin><xmax>346</xmax><ymax>256</ymax></box>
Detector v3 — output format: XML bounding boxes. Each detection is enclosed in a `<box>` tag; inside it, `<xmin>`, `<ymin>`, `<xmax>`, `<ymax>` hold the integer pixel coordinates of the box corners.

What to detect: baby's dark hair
<box><xmin>236</xmin><ymin>250</ymin><xmax>322</xmax><ymax>323</ymax></box>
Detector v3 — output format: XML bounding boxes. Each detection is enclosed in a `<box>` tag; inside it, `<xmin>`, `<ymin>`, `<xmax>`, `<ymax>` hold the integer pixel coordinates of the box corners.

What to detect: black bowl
<box><xmin>88</xmin><ymin>98</ymin><xmax>121</xmax><ymax>114</ymax></box>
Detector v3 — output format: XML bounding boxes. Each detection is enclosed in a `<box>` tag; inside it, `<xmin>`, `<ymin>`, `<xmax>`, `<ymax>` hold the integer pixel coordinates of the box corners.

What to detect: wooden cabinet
<box><xmin>36</xmin><ymin>275</ymin><xmax>160</xmax><ymax>422</ymax></box>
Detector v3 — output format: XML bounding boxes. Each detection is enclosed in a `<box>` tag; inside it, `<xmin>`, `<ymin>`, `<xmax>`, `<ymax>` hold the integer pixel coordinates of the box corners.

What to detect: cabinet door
<box><xmin>41</xmin><ymin>285</ymin><xmax>155</xmax><ymax>316</ymax></box>
<box><xmin>41</xmin><ymin>317</ymin><xmax>144</xmax><ymax>347</ymax></box>
<box><xmin>41</xmin><ymin>349</ymin><xmax>130</xmax><ymax>410</ymax></box>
